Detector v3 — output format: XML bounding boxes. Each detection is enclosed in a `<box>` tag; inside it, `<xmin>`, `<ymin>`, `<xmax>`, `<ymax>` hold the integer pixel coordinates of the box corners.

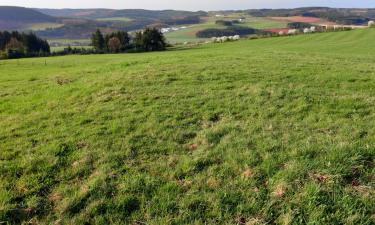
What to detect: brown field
<box><xmin>263</xmin><ymin>28</ymin><xmax>290</xmax><ymax>33</ymax></box>
<box><xmin>269</xmin><ymin>16</ymin><xmax>336</xmax><ymax>25</ymax></box>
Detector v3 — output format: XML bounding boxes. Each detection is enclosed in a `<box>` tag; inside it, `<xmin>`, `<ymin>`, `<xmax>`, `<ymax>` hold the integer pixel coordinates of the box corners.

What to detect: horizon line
<box><xmin>1</xmin><ymin>5</ymin><xmax>374</xmax><ymax>11</ymax></box>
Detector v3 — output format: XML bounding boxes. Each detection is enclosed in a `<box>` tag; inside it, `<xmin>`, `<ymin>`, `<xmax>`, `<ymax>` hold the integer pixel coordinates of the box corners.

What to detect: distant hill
<box><xmin>36</xmin><ymin>8</ymin><xmax>207</xmax><ymax>20</ymax></box>
<box><xmin>0</xmin><ymin>6</ymin><xmax>56</xmax><ymax>22</ymax></box>
<box><xmin>35</xmin><ymin>8</ymin><xmax>115</xmax><ymax>19</ymax></box>
<box><xmin>34</xmin><ymin>8</ymin><xmax>207</xmax><ymax>39</ymax></box>
<box><xmin>2</xmin><ymin>6</ymin><xmax>374</xmax><ymax>39</ymax></box>
<box><xmin>247</xmin><ymin>7</ymin><xmax>375</xmax><ymax>25</ymax></box>
<box><xmin>0</xmin><ymin>6</ymin><xmax>57</xmax><ymax>30</ymax></box>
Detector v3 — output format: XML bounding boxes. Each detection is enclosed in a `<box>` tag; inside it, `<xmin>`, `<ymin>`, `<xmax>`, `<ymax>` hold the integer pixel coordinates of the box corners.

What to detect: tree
<box><xmin>22</xmin><ymin>32</ymin><xmax>50</xmax><ymax>56</ymax></box>
<box><xmin>91</xmin><ymin>29</ymin><xmax>105</xmax><ymax>52</ymax></box>
<box><xmin>105</xmin><ymin>31</ymin><xmax>130</xmax><ymax>52</ymax></box>
<box><xmin>5</xmin><ymin>37</ymin><xmax>25</xmax><ymax>59</ymax></box>
<box><xmin>114</xmin><ymin>31</ymin><xmax>130</xmax><ymax>51</ymax></box>
<box><xmin>134</xmin><ymin>28</ymin><xmax>166</xmax><ymax>52</ymax></box>
<box><xmin>134</xmin><ymin>31</ymin><xmax>144</xmax><ymax>51</ymax></box>
<box><xmin>0</xmin><ymin>31</ymin><xmax>50</xmax><ymax>59</ymax></box>
<box><xmin>108</xmin><ymin>37</ymin><xmax>121</xmax><ymax>53</ymax></box>
<box><xmin>0</xmin><ymin>31</ymin><xmax>12</xmax><ymax>51</ymax></box>
<box><xmin>6</xmin><ymin>37</ymin><xmax>24</xmax><ymax>51</ymax></box>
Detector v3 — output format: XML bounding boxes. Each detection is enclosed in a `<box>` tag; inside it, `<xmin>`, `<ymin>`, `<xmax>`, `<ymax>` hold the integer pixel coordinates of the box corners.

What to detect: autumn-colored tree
<box><xmin>104</xmin><ymin>31</ymin><xmax>130</xmax><ymax>52</ymax></box>
<box><xmin>6</xmin><ymin>37</ymin><xmax>24</xmax><ymax>51</ymax></box>
<box><xmin>108</xmin><ymin>37</ymin><xmax>121</xmax><ymax>53</ymax></box>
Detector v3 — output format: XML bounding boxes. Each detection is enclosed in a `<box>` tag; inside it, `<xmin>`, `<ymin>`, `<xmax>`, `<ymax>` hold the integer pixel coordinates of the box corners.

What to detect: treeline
<box><xmin>0</xmin><ymin>31</ymin><xmax>50</xmax><ymax>59</ymax></box>
<box><xmin>91</xmin><ymin>28</ymin><xmax>166</xmax><ymax>53</ymax></box>
<box><xmin>196</xmin><ymin>26</ymin><xmax>259</xmax><ymax>38</ymax></box>
<box><xmin>215</xmin><ymin>20</ymin><xmax>241</xmax><ymax>26</ymax></box>
<box><xmin>163</xmin><ymin>16</ymin><xmax>201</xmax><ymax>25</ymax></box>
<box><xmin>0</xmin><ymin>27</ymin><xmax>167</xmax><ymax>60</ymax></box>
<box><xmin>287</xmin><ymin>22</ymin><xmax>314</xmax><ymax>29</ymax></box>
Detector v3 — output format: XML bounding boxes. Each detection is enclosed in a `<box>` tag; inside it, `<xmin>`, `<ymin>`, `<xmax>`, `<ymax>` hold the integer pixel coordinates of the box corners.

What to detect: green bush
<box><xmin>0</xmin><ymin>51</ymin><xmax>7</xmax><ymax>59</ymax></box>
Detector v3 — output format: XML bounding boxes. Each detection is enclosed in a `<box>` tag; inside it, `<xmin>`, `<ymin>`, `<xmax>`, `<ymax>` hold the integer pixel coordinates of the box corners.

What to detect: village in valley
<box><xmin>159</xmin><ymin>12</ymin><xmax>375</xmax><ymax>45</ymax></box>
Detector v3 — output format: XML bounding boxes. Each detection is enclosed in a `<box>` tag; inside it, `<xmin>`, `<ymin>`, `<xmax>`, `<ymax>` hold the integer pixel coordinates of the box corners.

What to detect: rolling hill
<box><xmin>35</xmin><ymin>8</ymin><xmax>207</xmax><ymax>39</ymax></box>
<box><xmin>247</xmin><ymin>7</ymin><xmax>375</xmax><ymax>25</ymax></box>
<box><xmin>37</xmin><ymin>8</ymin><xmax>207</xmax><ymax>20</ymax></box>
<box><xmin>0</xmin><ymin>6</ymin><xmax>58</xmax><ymax>30</ymax></box>
<box><xmin>0</xmin><ymin>6</ymin><xmax>56</xmax><ymax>22</ymax></box>
<box><xmin>1</xmin><ymin>6</ymin><xmax>374</xmax><ymax>41</ymax></box>
<box><xmin>0</xmin><ymin>6</ymin><xmax>206</xmax><ymax>39</ymax></box>
<box><xmin>0</xmin><ymin>28</ymin><xmax>374</xmax><ymax>224</ymax></box>
<box><xmin>34</xmin><ymin>8</ymin><xmax>116</xmax><ymax>18</ymax></box>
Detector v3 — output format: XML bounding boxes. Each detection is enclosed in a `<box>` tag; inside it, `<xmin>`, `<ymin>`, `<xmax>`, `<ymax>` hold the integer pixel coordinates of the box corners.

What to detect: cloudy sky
<box><xmin>1</xmin><ymin>0</ymin><xmax>374</xmax><ymax>10</ymax></box>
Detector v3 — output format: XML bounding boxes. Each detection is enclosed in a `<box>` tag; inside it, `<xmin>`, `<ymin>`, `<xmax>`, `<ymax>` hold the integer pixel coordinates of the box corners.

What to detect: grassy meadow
<box><xmin>0</xmin><ymin>29</ymin><xmax>375</xmax><ymax>224</ymax></box>
<box><xmin>164</xmin><ymin>23</ymin><xmax>225</xmax><ymax>43</ymax></box>
<box><xmin>96</xmin><ymin>17</ymin><xmax>133</xmax><ymax>22</ymax></box>
<box><xmin>25</xmin><ymin>23</ymin><xmax>64</xmax><ymax>31</ymax></box>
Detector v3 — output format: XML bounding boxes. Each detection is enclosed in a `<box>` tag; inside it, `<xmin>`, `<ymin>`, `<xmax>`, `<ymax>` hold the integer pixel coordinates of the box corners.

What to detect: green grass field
<box><xmin>96</xmin><ymin>17</ymin><xmax>133</xmax><ymax>22</ymax></box>
<box><xmin>48</xmin><ymin>39</ymin><xmax>92</xmax><ymax>52</ymax></box>
<box><xmin>48</xmin><ymin>39</ymin><xmax>91</xmax><ymax>45</ymax></box>
<box><xmin>24</xmin><ymin>23</ymin><xmax>64</xmax><ymax>31</ymax></box>
<box><xmin>164</xmin><ymin>23</ymin><xmax>225</xmax><ymax>43</ymax></box>
<box><xmin>1</xmin><ymin>29</ymin><xmax>375</xmax><ymax>224</ymax></box>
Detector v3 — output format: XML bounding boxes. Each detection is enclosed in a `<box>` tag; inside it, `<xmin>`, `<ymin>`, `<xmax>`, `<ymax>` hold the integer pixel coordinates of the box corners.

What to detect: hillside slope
<box><xmin>0</xmin><ymin>29</ymin><xmax>374</xmax><ymax>224</ymax></box>
<box><xmin>0</xmin><ymin>6</ymin><xmax>56</xmax><ymax>22</ymax></box>
<box><xmin>0</xmin><ymin>6</ymin><xmax>57</xmax><ymax>30</ymax></box>
<box><xmin>247</xmin><ymin>7</ymin><xmax>375</xmax><ymax>25</ymax></box>
<box><xmin>37</xmin><ymin>8</ymin><xmax>207</xmax><ymax>20</ymax></box>
<box><xmin>33</xmin><ymin>8</ymin><xmax>207</xmax><ymax>39</ymax></box>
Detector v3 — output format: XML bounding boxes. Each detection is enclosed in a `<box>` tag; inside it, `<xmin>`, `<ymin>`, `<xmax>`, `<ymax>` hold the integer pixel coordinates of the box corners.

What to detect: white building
<box><xmin>161</xmin><ymin>28</ymin><xmax>171</xmax><ymax>33</ymax></box>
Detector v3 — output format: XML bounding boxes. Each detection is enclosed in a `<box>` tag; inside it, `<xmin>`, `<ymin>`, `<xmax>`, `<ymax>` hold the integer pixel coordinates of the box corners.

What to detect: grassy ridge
<box><xmin>1</xmin><ymin>29</ymin><xmax>375</xmax><ymax>224</ymax></box>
